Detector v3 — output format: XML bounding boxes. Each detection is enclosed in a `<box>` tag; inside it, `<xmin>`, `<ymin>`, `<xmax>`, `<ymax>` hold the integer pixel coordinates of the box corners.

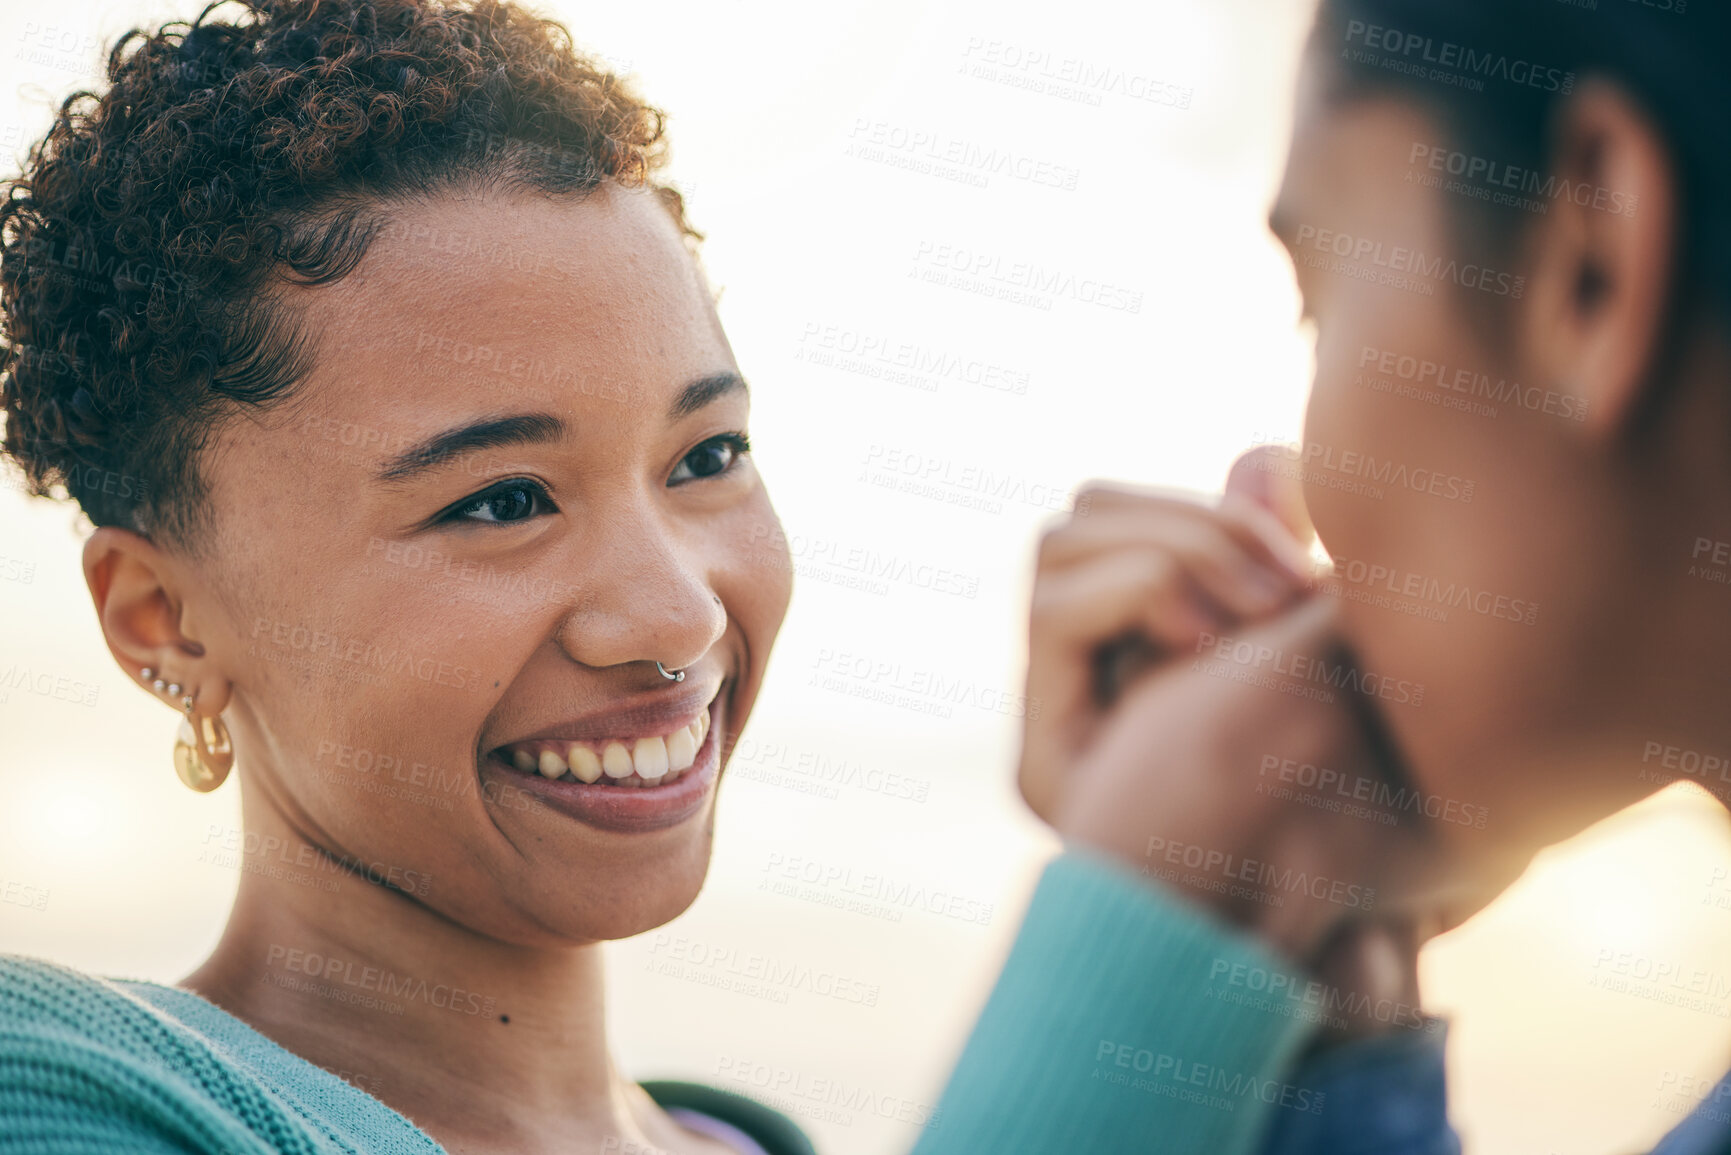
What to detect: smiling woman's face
<box><xmin>188</xmin><ymin>183</ymin><xmax>791</xmax><ymax>944</ymax></box>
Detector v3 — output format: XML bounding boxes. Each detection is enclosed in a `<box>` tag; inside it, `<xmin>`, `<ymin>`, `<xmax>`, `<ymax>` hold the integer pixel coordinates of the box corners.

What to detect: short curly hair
<box><xmin>0</xmin><ymin>0</ymin><xmax>693</xmax><ymax>552</ymax></box>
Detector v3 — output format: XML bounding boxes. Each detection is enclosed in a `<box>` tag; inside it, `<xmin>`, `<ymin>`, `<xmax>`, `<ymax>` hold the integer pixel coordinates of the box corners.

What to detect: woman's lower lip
<box><xmin>482</xmin><ymin>704</ymin><xmax>723</xmax><ymax>834</ymax></box>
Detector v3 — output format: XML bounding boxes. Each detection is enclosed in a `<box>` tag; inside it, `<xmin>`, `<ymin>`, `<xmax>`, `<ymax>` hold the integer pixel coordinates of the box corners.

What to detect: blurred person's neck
<box><xmin>1595</xmin><ymin>342</ymin><xmax>1731</xmax><ymax>777</ymax></box>
<box><xmin>1513</xmin><ymin>343</ymin><xmax>1731</xmax><ymax>838</ymax></box>
<box><xmin>1361</xmin><ymin>334</ymin><xmax>1731</xmax><ymax>888</ymax></box>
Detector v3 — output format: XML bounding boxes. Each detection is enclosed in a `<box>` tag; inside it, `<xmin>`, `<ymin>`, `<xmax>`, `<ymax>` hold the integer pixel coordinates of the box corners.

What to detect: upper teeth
<box><xmin>506</xmin><ymin>707</ymin><xmax>710</xmax><ymax>787</ymax></box>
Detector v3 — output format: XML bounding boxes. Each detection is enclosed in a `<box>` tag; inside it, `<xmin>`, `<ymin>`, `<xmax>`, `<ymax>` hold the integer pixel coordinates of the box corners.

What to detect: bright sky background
<box><xmin>4</xmin><ymin>2</ymin><xmax>1731</xmax><ymax>1153</ymax></box>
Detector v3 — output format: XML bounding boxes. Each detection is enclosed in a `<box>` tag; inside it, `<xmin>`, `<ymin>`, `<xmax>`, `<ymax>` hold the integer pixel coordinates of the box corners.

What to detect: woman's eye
<box><xmin>443</xmin><ymin>479</ymin><xmax>556</xmax><ymax>525</ymax></box>
<box><xmin>669</xmin><ymin>433</ymin><xmax>750</xmax><ymax>485</ymax></box>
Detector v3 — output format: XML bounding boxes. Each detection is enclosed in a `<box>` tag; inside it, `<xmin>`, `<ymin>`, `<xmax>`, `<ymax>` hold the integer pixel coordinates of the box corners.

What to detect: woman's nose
<box><xmin>552</xmin><ymin>514</ymin><xmax>725</xmax><ymax>673</ymax></box>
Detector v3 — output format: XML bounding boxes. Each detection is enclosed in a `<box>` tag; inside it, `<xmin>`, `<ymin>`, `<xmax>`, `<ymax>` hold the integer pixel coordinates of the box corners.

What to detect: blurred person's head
<box><xmin>0</xmin><ymin>0</ymin><xmax>792</xmax><ymax>948</ymax></box>
<box><xmin>1273</xmin><ymin>0</ymin><xmax>1731</xmax><ymax>872</ymax></box>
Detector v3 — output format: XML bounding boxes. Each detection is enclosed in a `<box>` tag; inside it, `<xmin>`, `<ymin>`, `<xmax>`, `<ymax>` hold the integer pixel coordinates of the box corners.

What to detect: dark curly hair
<box><xmin>0</xmin><ymin>0</ymin><xmax>694</xmax><ymax>553</ymax></box>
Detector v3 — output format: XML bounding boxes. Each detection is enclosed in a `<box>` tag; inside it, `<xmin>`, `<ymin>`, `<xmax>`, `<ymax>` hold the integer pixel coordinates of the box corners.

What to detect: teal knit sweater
<box><xmin>0</xmin><ymin>849</ymin><xmax>1317</xmax><ymax>1153</ymax></box>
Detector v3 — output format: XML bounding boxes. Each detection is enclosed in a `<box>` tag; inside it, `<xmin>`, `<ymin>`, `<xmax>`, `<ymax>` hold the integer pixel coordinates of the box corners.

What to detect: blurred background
<box><xmin>4</xmin><ymin>1</ymin><xmax>1731</xmax><ymax>1152</ymax></box>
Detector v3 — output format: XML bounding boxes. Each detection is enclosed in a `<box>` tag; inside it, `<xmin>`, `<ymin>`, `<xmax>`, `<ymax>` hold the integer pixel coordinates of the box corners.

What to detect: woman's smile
<box><xmin>483</xmin><ymin>679</ymin><xmax>727</xmax><ymax>833</ymax></box>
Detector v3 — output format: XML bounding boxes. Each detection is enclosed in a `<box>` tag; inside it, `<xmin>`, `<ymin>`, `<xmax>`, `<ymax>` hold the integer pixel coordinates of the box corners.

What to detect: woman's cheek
<box><xmin>1302</xmin><ymin>331</ymin><xmax>1375</xmax><ymax>561</ymax></box>
<box><xmin>728</xmin><ymin>492</ymin><xmax>793</xmax><ymax>645</ymax></box>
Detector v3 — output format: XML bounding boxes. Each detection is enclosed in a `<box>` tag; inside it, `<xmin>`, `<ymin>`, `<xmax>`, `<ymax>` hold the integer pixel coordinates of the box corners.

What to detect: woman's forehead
<box><xmin>282</xmin><ymin>189</ymin><xmax>729</xmax><ymax>401</ymax></box>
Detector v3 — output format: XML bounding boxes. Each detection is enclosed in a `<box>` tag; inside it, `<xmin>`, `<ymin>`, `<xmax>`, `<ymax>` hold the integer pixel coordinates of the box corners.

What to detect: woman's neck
<box><xmin>177</xmin><ymin>803</ymin><xmax>692</xmax><ymax>1155</ymax></box>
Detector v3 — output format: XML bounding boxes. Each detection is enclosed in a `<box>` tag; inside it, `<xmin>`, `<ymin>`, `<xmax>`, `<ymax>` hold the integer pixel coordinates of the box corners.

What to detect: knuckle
<box><xmin>1034</xmin><ymin>523</ymin><xmax>1070</xmax><ymax>564</ymax></box>
<box><xmin>1140</xmin><ymin>549</ymin><xmax>1180</xmax><ymax>589</ymax></box>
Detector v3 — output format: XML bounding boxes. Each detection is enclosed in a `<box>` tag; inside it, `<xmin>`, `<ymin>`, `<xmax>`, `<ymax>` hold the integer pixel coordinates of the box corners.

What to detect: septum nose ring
<box><xmin>656</xmin><ymin>661</ymin><xmax>685</xmax><ymax>683</ymax></box>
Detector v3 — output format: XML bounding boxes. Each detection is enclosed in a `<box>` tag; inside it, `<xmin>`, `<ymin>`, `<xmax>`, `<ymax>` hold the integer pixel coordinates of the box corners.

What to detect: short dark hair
<box><xmin>1316</xmin><ymin>0</ymin><xmax>1731</xmax><ymax>336</ymax></box>
<box><xmin>0</xmin><ymin>0</ymin><xmax>693</xmax><ymax>552</ymax></box>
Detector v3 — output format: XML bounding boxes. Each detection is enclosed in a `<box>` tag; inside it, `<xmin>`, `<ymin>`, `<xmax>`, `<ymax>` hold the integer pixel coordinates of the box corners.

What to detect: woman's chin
<box><xmin>443</xmin><ymin>857</ymin><xmax>712</xmax><ymax>948</ymax></box>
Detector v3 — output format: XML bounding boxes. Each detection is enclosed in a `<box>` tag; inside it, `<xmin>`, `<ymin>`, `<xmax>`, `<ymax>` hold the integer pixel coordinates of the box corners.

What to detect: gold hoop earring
<box><xmin>173</xmin><ymin>693</ymin><xmax>233</xmax><ymax>793</ymax></box>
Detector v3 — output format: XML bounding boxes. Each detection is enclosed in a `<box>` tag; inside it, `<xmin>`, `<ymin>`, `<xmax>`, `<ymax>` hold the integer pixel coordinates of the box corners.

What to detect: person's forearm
<box><xmin>909</xmin><ymin>847</ymin><xmax>1322</xmax><ymax>1155</ymax></box>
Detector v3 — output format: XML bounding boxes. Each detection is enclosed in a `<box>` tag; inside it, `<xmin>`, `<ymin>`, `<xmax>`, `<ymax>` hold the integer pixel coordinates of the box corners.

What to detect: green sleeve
<box><xmin>908</xmin><ymin>847</ymin><xmax>1323</xmax><ymax>1154</ymax></box>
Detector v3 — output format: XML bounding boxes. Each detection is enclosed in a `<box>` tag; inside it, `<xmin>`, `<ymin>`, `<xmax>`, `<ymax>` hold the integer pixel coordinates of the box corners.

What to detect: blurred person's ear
<box><xmin>1520</xmin><ymin>79</ymin><xmax>1678</xmax><ymax>441</ymax></box>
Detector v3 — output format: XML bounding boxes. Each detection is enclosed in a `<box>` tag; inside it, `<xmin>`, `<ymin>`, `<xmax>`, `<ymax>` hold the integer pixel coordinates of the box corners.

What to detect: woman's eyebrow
<box><xmin>369</xmin><ymin>374</ymin><xmax>748</xmax><ymax>486</ymax></box>
<box><xmin>668</xmin><ymin>372</ymin><xmax>748</xmax><ymax>421</ymax></box>
<box><xmin>372</xmin><ymin>412</ymin><xmax>566</xmax><ymax>485</ymax></box>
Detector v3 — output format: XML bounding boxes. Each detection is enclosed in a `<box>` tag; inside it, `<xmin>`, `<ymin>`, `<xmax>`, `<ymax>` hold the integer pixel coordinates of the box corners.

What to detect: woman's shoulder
<box><xmin>640</xmin><ymin>1078</ymin><xmax>820</xmax><ymax>1155</ymax></box>
<box><xmin>0</xmin><ymin>957</ymin><xmax>816</xmax><ymax>1155</ymax></box>
<box><xmin>0</xmin><ymin>954</ymin><xmax>268</xmax><ymax>1146</ymax></box>
<box><xmin>0</xmin><ymin>951</ymin><xmax>240</xmax><ymax>1074</ymax></box>
<box><xmin>0</xmin><ymin>952</ymin><xmax>424</xmax><ymax>1154</ymax></box>
<box><xmin>0</xmin><ymin>951</ymin><xmax>161</xmax><ymax>1043</ymax></box>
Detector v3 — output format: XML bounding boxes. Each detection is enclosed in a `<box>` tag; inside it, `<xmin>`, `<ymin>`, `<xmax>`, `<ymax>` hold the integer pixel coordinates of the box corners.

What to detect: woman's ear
<box><xmin>82</xmin><ymin>527</ymin><xmax>227</xmax><ymax>710</ymax></box>
<box><xmin>1520</xmin><ymin>78</ymin><xmax>1678</xmax><ymax>441</ymax></box>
